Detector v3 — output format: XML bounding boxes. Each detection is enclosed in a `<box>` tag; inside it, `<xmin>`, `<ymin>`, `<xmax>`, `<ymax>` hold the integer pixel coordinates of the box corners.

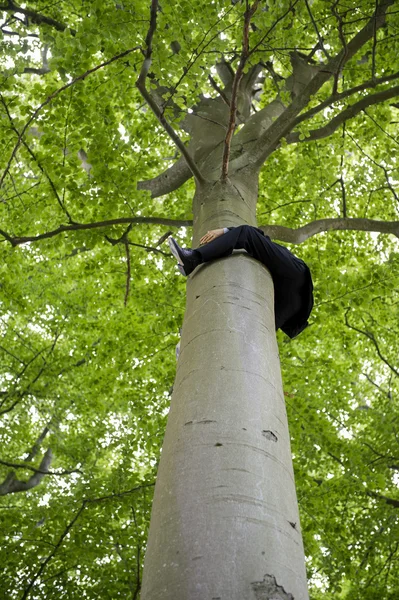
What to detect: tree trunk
<box><xmin>141</xmin><ymin>175</ymin><xmax>309</xmax><ymax>600</ymax></box>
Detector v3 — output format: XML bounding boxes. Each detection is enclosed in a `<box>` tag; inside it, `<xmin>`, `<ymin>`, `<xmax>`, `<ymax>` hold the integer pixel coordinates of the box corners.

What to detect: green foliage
<box><xmin>0</xmin><ymin>0</ymin><xmax>399</xmax><ymax>598</ymax></box>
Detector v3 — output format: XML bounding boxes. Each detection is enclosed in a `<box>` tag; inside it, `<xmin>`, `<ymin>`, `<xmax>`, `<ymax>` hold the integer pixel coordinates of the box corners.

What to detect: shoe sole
<box><xmin>169</xmin><ymin>238</ymin><xmax>187</xmax><ymax>276</ymax></box>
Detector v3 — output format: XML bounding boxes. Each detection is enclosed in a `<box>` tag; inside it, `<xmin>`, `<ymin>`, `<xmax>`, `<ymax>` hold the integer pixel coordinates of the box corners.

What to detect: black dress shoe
<box><xmin>168</xmin><ymin>237</ymin><xmax>201</xmax><ymax>276</ymax></box>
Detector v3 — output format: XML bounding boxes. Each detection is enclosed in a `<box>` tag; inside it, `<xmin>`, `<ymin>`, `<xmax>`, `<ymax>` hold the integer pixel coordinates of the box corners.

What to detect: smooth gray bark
<box><xmin>141</xmin><ymin>182</ymin><xmax>308</xmax><ymax>600</ymax></box>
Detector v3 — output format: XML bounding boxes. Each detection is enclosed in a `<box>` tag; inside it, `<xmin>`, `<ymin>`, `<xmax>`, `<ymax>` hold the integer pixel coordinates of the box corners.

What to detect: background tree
<box><xmin>0</xmin><ymin>0</ymin><xmax>398</xmax><ymax>598</ymax></box>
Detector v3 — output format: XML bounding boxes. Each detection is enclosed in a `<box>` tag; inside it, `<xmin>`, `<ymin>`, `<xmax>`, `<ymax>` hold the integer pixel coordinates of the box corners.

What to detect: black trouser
<box><xmin>195</xmin><ymin>225</ymin><xmax>307</xmax><ymax>330</ymax></box>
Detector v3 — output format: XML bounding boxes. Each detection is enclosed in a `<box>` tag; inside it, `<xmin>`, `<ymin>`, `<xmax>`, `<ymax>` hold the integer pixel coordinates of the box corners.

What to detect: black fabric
<box><xmin>195</xmin><ymin>225</ymin><xmax>313</xmax><ymax>339</ymax></box>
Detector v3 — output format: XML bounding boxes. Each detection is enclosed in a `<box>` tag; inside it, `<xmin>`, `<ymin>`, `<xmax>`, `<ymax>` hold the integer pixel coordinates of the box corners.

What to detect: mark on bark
<box><xmin>288</xmin><ymin>521</ymin><xmax>297</xmax><ymax>530</ymax></box>
<box><xmin>214</xmin><ymin>442</ymin><xmax>223</xmax><ymax>447</ymax></box>
<box><xmin>262</xmin><ymin>430</ymin><xmax>278</xmax><ymax>442</ymax></box>
<box><xmin>251</xmin><ymin>574</ymin><xmax>294</xmax><ymax>600</ymax></box>
<box><xmin>184</xmin><ymin>420</ymin><xmax>216</xmax><ymax>426</ymax></box>
<box><xmin>242</xmin><ymin>427</ymin><xmax>247</xmax><ymax>430</ymax></box>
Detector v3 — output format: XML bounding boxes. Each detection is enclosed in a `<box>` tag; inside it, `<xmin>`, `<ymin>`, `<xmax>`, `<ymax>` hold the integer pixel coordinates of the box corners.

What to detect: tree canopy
<box><xmin>0</xmin><ymin>1</ymin><xmax>399</xmax><ymax>598</ymax></box>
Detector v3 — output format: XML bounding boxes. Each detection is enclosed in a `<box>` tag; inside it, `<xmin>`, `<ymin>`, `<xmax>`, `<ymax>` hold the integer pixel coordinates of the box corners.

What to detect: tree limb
<box><xmin>221</xmin><ymin>0</ymin><xmax>260</xmax><ymax>181</ymax></box>
<box><xmin>366</xmin><ymin>490</ymin><xmax>399</xmax><ymax>508</ymax></box>
<box><xmin>0</xmin><ymin>216</ymin><xmax>192</xmax><ymax>246</ymax></box>
<box><xmin>291</xmin><ymin>69</ymin><xmax>399</xmax><ymax>129</ymax></box>
<box><xmin>287</xmin><ymin>85</ymin><xmax>399</xmax><ymax>144</ymax></box>
<box><xmin>137</xmin><ymin>156</ymin><xmax>192</xmax><ymax>198</ymax></box>
<box><xmin>247</xmin><ymin>0</ymin><xmax>394</xmax><ymax>168</ymax></box>
<box><xmin>0</xmin><ymin>448</ymin><xmax>52</xmax><ymax>496</ymax></box>
<box><xmin>26</xmin><ymin>425</ymin><xmax>50</xmax><ymax>461</ymax></box>
<box><xmin>1</xmin><ymin>216</ymin><xmax>399</xmax><ymax>246</ymax></box>
<box><xmin>259</xmin><ymin>217</ymin><xmax>399</xmax><ymax>244</ymax></box>
<box><xmin>331</xmin><ymin>0</ymin><xmax>348</xmax><ymax>95</ymax></box>
<box><xmin>0</xmin><ymin>0</ymin><xmax>75</xmax><ymax>34</ymax></box>
<box><xmin>0</xmin><ymin>457</ymin><xmax>81</xmax><ymax>476</ymax></box>
<box><xmin>208</xmin><ymin>74</ymin><xmax>230</xmax><ymax>107</ymax></box>
<box><xmin>136</xmin><ymin>0</ymin><xmax>205</xmax><ymax>185</ymax></box>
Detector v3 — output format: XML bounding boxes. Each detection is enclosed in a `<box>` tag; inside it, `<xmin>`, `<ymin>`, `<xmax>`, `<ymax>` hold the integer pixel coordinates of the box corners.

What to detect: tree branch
<box><xmin>287</xmin><ymin>85</ymin><xmax>399</xmax><ymax>144</ymax></box>
<box><xmin>345</xmin><ymin>131</ymin><xmax>399</xmax><ymax>204</ymax></box>
<box><xmin>344</xmin><ymin>310</ymin><xmax>399</xmax><ymax>378</ymax></box>
<box><xmin>247</xmin><ymin>0</ymin><xmax>394</xmax><ymax>168</ymax></box>
<box><xmin>221</xmin><ymin>0</ymin><xmax>259</xmax><ymax>181</ymax></box>
<box><xmin>331</xmin><ymin>1</ymin><xmax>348</xmax><ymax>95</ymax></box>
<box><xmin>259</xmin><ymin>217</ymin><xmax>399</xmax><ymax>244</ymax></box>
<box><xmin>135</xmin><ymin>0</ymin><xmax>205</xmax><ymax>185</ymax></box>
<box><xmin>291</xmin><ymin>70</ymin><xmax>399</xmax><ymax>129</ymax></box>
<box><xmin>0</xmin><ymin>457</ymin><xmax>81</xmax><ymax>476</ymax></box>
<box><xmin>26</xmin><ymin>425</ymin><xmax>50</xmax><ymax>461</ymax></box>
<box><xmin>21</xmin><ymin>482</ymin><xmax>155</xmax><ymax>598</ymax></box>
<box><xmin>0</xmin><ymin>46</ymin><xmax>142</xmax><ymax>190</ymax></box>
<box><xmin>137</xmin><ymin>156</ymin><xmax>192</xmax><ymax>198</ymax></box>
<box><xmin>0</xmin><ymin>448</ymin><xmax>52</xmax><ymax>496</ymax></box>
<box><xmin>208</xmin><ymin>74</ymin><xmax>230</xmax><ymax>107</ymax></box>
<box><xmin>2</xmin><ymin>216</ymin><xmax>399</xmax><ymax>246</ymax></box>
<box><xmin>0</xmin><ymin>0</ymin><xmax>75</xmax><ymax>34</ymax></box>
<box><xmin>0</xmin><ymin>216</ymin><xmax>192</xmax><ymax>246</ymax></box>
<box><xmin>0</xmin><ymin>94</ymin><xmax>73</xmax><ymax>221</ymax></box>
<box><xmin>304</xmin><ymin>0</ymin><xmax>330</xmax><ymax>61</ymax></box>
<box><xmin>366</xmin><ymin>490</ymin><xmax>399</xmax><ymax>508</ymax></box>
<box><xmin>21</xmin><ymin>499</ymin><xmax>86</xmax><ymax>599</ymax></box>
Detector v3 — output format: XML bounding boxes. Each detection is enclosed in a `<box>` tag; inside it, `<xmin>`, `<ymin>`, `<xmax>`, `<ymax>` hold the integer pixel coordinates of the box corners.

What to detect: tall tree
<box><xmin>0</xmin><ymin>1</ymin><xmax>398</xmax><ymax>599</ymax></box>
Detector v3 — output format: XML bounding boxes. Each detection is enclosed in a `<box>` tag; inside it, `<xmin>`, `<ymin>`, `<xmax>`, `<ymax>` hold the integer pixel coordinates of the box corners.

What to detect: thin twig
<box><xmin>136</xmin><ymin>0</ymin><xmax>205</xmax><ymax>184</ymax></box>
<box><xmin>128</xmin><ymin>241</ymin><xmax>170</xmax><ymax>257</ymax></box>
<box><xmin>363</xmin><ymin>108</ymin><xmax>399</xmax><ymax>146</ymax></box>
<box><xmin>0</xmin><ymin>46</ymin><xmax>142</xmax><ymax>190</ymax></box>
<box><xmin>0</xmin><ymin>181</ymin><xmax>40</xmax><ymax>205</ymax></box>
<box><xmin>208</xmin><ymin>74</ymin><xmax>230</xmax><ymax>107</ymax></box>
<box><xmin>346</xmin><ymin>130</ymin><xmax>399</xmax><ymax>203</ymax></box>
<box><xmin>221</xmin><ymin>0</ymin><xmax>260</xmax><ymax>181</ymax></box>
<box><xmin>124</xmin><ymin>238</ymin><xmax>131</xmax><ymax>307</ymax></box>
<box><xmin>248</xmin><ymin>0</ymin><xmax>300</xmax><ymax>58</ymax></box>
<box><xmin>345</xmin><ymin>309</ymin><xmax>399</xmax><ymax>378</ymax></box>
<box><xmin>331</xmin><ymin>1</ymin><xmax>348</xmax><ymax>95</ymax></box>
<box><xmin>21</xmin><ymin>482</ymin><xmax>155</xmax><ymax>598</ymax></box>
<box><xmin>304</xmin><ymin>0</ymin><xmax>331</xmax><ymax>60</ymax></box>
<box><xmin>371</xmin><ymin>0</ymin><xmax>378</xmax><ymax>79</ymax></box>
<box><xmin>163</xmin><ymin>6</ymin><xmax>237</xmax><ymax>111</ymax></box>
<box><xmin>340</xmin><ymin>122</ymin><xmax>347</xmax><ymax>217</ymax></box>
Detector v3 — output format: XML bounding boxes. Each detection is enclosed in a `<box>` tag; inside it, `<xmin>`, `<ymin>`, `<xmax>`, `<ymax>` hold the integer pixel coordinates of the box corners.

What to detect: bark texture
<box><xmin>141</xmin><ymin>184</ymin><xmax>308</xmax><ymax>600</ymax></box>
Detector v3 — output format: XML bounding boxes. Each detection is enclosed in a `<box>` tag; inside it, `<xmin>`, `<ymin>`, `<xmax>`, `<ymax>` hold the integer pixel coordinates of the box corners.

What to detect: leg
<box><xmin>196</xmin><ymin>225</ymin><xmax>304</xmax><ymax>280</ymax></box>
